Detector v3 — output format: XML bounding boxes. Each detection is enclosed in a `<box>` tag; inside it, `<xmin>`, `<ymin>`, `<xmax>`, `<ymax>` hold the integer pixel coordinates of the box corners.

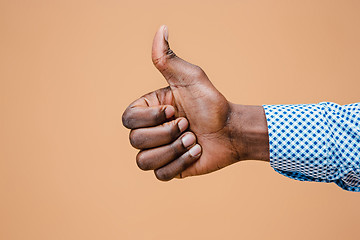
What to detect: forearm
<box><xmin>228</xmin><ymin>103</ymin><xmax>270</xmax><ymax>162</ymax></box>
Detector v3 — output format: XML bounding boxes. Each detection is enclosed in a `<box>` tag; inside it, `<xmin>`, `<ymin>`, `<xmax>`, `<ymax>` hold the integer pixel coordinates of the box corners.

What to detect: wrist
<box><xmin>228</xmin><ymin>103</ymin><xmax>270</xmax><ymax>161</ymax></box>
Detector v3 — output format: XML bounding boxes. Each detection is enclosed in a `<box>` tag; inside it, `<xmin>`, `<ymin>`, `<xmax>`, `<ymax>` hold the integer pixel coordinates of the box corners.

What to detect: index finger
<box><xmin>122</xmin><ymin>97</ymin><xmax>175</xmax><ymax>129</ymax></box>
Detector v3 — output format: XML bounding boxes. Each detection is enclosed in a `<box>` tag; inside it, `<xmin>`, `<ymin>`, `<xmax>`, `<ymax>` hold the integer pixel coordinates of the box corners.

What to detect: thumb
<box><xmin>151</xmin><ymin>25</ymin><xmax>205</xmax><ymax>85</ymax></box>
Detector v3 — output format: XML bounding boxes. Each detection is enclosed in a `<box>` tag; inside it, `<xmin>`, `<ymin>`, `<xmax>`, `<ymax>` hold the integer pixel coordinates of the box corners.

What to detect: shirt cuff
<box><xmin>263</xmin><ymin>103</ymin><xmax>331</xmax><ymax>181</ymax></box>
<box><xmin>263</xmin><ymin>102</ymin><xmax>360</xmax><ymax>192</ymax></box>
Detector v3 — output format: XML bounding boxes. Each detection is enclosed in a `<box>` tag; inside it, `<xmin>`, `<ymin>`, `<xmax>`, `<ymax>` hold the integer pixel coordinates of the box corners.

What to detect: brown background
<box><xmin>1</xmin><ymin>0</ymin><xmax>359</xmax><ymax>239</ymax></box>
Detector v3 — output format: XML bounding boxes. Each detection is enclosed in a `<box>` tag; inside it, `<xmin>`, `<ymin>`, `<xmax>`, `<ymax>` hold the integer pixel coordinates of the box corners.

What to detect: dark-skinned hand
<box><xmin>122</xmin><ymin>25</ymin><xmax>269</xmax><ymax>181</ymax></box>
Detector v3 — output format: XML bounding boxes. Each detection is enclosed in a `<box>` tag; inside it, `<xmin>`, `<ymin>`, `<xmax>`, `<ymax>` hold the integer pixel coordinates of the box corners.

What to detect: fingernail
<box><xmin>165</xmin><ymin>106</ymin><xmax>175</xmax><ymax>119</ymax></box>
<box><xmin>181</xmin><ymin>134</ymin><xmax>195</xmax><ymax>148</ymax></box>
<box><xmin>163</xmin><ymin>25</ymin><xmax>168</xmax><ymax>42</ymax></box>
<box><xmin>189</xmin><ymin>144</ymin><xmax>201</xmax><ymax>157</ymax></box>
<box><xmin>178</xmin><ymin>118</ymin><xmax>188</xmax><ymax>132</ymax></box>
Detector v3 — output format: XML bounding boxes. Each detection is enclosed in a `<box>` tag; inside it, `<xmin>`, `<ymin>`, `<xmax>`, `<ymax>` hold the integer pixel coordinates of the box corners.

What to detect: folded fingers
<box><xmin>135</xmin><ymin>131</ymin><xmax>202</xmax><ymax>181</ymax></box>
<box><xmin>129</xmin><ymin>117</ymin><xmax>189</xmax><ymax>149</ymax></box>
<box><xmin>136</xmin><ymin>131</ymin><xmax>197</xmax><ymax>170</ymax></box>
<box><xmin>123</xmin><ymin>101</ymin><xmax>202</xmax><ymax>181</ymax></box>
<box><xmin>154</xmin><ymin>144</ymin><xmax>202</xmax><ymax>181</ymax></box>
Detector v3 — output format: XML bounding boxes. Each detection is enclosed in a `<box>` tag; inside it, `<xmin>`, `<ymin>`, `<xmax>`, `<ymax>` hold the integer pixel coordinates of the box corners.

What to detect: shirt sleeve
<box><xmin>262</xmin><ymin>102</ymin><xmax>360</xmax><ymax>192</ymax></box>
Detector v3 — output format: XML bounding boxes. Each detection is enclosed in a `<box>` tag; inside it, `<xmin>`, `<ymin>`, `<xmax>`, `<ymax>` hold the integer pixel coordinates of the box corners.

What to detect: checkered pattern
<box><xmin>263</xmin><ymin>102</ymin><xmax>360</xmax><ymax>192</ymax></box>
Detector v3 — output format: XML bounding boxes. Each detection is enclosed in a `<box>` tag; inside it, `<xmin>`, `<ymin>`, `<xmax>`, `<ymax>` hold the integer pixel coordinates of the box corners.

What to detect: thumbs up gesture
<box><xmin>122</xmin><ymin>26</ymin><xmax>269</xmax><ymax>181</ymax></box>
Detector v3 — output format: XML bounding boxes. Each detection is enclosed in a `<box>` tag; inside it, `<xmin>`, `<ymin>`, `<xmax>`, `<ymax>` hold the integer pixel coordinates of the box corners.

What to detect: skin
<box><xmin>122</xmin><ymin>25</ymin><xmax>270</xmax><ymax>181</ymax></box>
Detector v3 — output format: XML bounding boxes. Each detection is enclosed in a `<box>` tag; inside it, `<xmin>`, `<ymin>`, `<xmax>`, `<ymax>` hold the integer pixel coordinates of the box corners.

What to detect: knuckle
<box><xmin>154</xmin><ymin>169</ymin><xmax>172</xmax><ymax>181</ymax></box>
<box><xmin>122</xmin><ymin>109</ymin><xmax>133</xmax><ymax>129</ymax></box>
<box><xmin>191</xmin><ymin>65</ymin><xmax>205</xmax><ymax>78</ymax></box>
<box><xmin>129</xmin><ymin>130</ymin><xmax>142</xmax><ymax>149</ymax></box>
<box><xmin>152</xmin><ymin>56</ymin><xmax>167</xmax><ymax>70</ymax></box>
<box><xmin>136</xmin><ymin>152</ymin><xmax>151</xmax><ymax>170</ymax></box>
<box><xmin>152</xmin><ymin>50</ymin><xmax>176</xmax><ymax>71</ymax></box>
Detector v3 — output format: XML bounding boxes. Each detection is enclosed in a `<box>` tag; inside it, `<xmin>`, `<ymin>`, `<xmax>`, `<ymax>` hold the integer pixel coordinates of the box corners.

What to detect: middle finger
<box><xmin>129</xmin><ymin>117</ymin><xmax>189</xmax><ymax>149</ymax></box>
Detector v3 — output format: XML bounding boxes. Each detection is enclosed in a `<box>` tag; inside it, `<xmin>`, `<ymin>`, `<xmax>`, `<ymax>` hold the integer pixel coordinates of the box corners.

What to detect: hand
<box><xmin>122</xmin><ymin>25</ymin><xmax>269</xmax><ymax>181</ymax></box>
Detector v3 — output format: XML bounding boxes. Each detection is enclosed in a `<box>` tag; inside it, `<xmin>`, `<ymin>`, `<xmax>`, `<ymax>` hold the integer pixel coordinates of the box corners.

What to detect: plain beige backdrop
<box><xmin>1</xmin><ymin>0</ymin><xmax>360</xmax><ymax>239</ymax></box>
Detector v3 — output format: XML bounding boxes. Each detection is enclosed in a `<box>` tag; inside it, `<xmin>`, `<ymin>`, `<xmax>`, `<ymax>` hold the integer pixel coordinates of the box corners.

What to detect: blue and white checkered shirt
<box><xmin>263</xmin><ymin>102</ymin><xmax>360</xmax><ymax>192</ymax></box>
